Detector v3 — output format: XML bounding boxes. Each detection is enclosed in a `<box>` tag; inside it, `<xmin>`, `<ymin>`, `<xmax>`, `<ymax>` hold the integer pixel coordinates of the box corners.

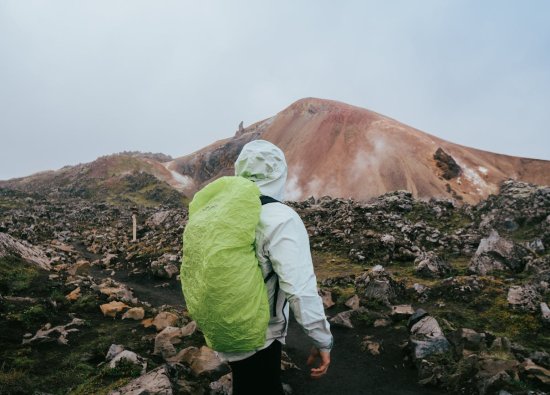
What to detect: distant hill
<box><xmin>0</xmin><ymin>152</ymin><xmax>185</xmax><ymax>207</ymax></box>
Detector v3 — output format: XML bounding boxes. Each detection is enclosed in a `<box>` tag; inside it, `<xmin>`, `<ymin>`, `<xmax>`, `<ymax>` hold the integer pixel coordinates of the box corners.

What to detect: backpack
<box><xmin>180</xmin><ymin>176</ymin><xmax>273</xmax><ymax>353</ymax></box>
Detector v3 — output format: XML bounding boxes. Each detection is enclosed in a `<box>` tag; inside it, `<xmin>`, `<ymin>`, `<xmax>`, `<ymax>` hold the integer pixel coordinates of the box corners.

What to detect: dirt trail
<box><xmin>89</xmin><ymin>266</ymin><xmax>444</xmax><ymax>395</ymax></box>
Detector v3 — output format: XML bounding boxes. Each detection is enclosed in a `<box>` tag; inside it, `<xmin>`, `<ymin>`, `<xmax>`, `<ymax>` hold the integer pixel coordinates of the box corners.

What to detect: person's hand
<box><xmin>306</xmin><ymin>347</ymin><xmax>330</xmax><ymax>379</ymax></box>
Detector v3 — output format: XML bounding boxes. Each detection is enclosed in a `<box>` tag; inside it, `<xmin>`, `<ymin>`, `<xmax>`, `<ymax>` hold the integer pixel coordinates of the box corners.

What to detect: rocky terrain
<box><xmin>0</xmin><ymin>179</ymin><xmax>549</xmax><ymax>394</ymax></box>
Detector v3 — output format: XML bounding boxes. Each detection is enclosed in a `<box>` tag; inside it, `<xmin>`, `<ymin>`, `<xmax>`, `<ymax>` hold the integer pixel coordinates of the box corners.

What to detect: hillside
<box><xmin>168</xmin><ymin>98</ymin><xmax>550</xmax><ymax>204</ymax></box>
<box><xmin>0</xmin><ymin>152</ymin><xmax>185</xmax><ymax>208</ymax></box>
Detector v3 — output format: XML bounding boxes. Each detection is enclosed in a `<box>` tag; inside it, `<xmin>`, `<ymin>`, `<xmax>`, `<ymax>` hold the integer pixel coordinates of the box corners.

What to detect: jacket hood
<box><xmin>234</xmin><ymin>140</ymin><xmax>287</xmax><ymax>201</ymax></box>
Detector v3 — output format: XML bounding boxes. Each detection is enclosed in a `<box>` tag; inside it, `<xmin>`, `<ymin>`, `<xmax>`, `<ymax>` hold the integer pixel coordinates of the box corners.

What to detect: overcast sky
<box><xmin>1</xmin><ymin>1</ymin><xmax>549</xmax><ymax>180</ymax></box>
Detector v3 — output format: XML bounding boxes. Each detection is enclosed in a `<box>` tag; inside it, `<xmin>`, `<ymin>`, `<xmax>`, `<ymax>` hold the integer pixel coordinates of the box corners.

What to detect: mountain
<box><xmin>0</xmin><ymin>152</ymin><xmax>186</xmax><ymax>207</ymax></box>
<box><xmin>167</xmin><ymin>98</ymin><xmax>549</xmax><ymax>204</ymax></box>
<box><xmin>2</xmin><ymin>98</ymin><xmax>549</xmax><ymax>205</ymax></box>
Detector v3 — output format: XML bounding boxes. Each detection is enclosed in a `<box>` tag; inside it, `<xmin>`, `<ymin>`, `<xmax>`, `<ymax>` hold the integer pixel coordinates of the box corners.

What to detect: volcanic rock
<box><xmin>355</xmin><ymin>266</ymin><xmax>401</xmax><ymax>306</ymax></box>
<box><xmin>344</xmin><ymin>295</ymin><xmax>360</xmax><ymax>310</ymax></box>
<box><xmin>469</xmin><ymin>230</ymin><xmax>530</xmax><ymax>275</ymax></box>
<box><xmin>319</xmin><ymin>289</ymin><xmax>335</xmax><ymax>309</ymax></box>
<box><xmin>507</xmin><ymin>285</ymin><xmax>542</xmax><ymax>312</ymax></box>
<box><xmin>150</xmin><ymin>253</ymin><xmax>179</xmax><ymax>279</ymax></box>
<box><xmin>448</xmin><ymin>328</ymin><xmax>487</xmax><ymax>355</ymax></box>
<box><xmin>0</xmin><ymin>232</ymin><xmax>51</xmax><ymax>270</ymax></box>
<box><xmin>122</xmin><ymin>307</ymin><xmax>145</xmax><ymax>321</ymax></box>
<box><xmin>329</xmin><ymin>310</ymin><xmax>355</xmax><ymax>329</ymax></box>
<box><xmin>100</xmin><ymin>301</ymin><xmax>130</xmax><ymax>318</ymax></box>
<box><xmin>151</xmin><ymin>312</ymin><xmax>179</xmax><ymax>331</ymax></box>
<box><xmin>361</xmin><ymin>336</ymin><xmax>382</xmax><ymax>355</ymax></box>
<box><xmin>520</xmin><ymin>359</ymin><xmax>550</xmax><ymax>385</ymax></box>
<box><xmin>209</xmin><ymin>373</ymin><xmax>232</xmax><ymax>395</ymax></box>
<box><xmin>22</xmin><ymin>318</ymin><xmax>85</xmax><ymax>345</ymax></box>
<box><xmin>66</xmin><ymin>287</ymin><xmax>81</xmax><ymax>301</ymax></box>
<box><xmin>434</xmin><ymin>147</ymin><xmax>461</xmax><ymax>180</ymax></box>
<box><xmin>109</xmin><ymin>365</ymin><xmax>173</xmax><ymax>395</ymax></box>
<box><xmin>92</xmin><ymin>278</ymin><xmax>136</xmax><ymax>303</ymax></box>
<box><xmin>109</xmin><ymin>350</ymin><xmax>147</xmax><ymax>374</ymax></box>
<box><xmin>155</xmin><ymin>326</ymin><xmax>188</xmax><ymax>359</ymax></box>
<box><xmin>408</xmin><ymin>311</ymin><xmax>451</xmax><ymax>360</ymax></box>
<box><xmin>541</xmin><ymin>302</ymin><xmax>550</xmax><ymax>324</ymax></box>
<box><xmin>171</xmin><ymin>346</ymin><xmax>229</xmax><ymax>379</ymax></box>
<box><xmin>414</xmin><ymin>251</ymin><xmax>452</xmax><ymax>278</ymax></box>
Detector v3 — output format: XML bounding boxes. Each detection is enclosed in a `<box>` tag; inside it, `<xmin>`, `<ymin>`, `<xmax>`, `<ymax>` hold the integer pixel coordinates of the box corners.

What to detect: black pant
<box><xmin>229</xmin><ymin>340</ymin><xmax>284</xmax><ymax>395</ymax></box>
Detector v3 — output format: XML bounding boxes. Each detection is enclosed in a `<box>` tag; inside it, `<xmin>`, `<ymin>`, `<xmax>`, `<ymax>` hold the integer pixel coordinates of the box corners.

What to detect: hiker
<box><xmin>218</xmin><ymin>140</ymin><xmax>333</xmax><ymax>394</ymax></box>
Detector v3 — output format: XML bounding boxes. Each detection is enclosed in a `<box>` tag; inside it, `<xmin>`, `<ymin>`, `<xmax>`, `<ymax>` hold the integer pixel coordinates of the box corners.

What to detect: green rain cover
<box><xmin>181</xmin><ymin>176</ymin><xmax>270</xmax><ymax>352</ymax></box>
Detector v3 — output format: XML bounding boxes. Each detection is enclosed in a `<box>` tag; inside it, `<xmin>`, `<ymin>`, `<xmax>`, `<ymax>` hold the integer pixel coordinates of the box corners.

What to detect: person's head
<box><xmin>235</xmin><ymin>140</ymin><xmax>287</xmax><ymax>200</ymax></box>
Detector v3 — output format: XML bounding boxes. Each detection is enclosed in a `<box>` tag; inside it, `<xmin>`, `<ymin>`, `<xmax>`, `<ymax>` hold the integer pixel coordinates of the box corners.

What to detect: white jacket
<box><xmin>218</xmin><ymin>140</ymin><xmax>333</xmax><ymax>362</ymax></box>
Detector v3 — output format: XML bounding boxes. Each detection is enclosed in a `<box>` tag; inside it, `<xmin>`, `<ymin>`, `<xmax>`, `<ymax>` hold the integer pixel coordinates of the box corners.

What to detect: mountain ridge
<box><xmin>2</xmin><ymin>98</ymin><xmax>549</xmax><ymax>204</ymax></box>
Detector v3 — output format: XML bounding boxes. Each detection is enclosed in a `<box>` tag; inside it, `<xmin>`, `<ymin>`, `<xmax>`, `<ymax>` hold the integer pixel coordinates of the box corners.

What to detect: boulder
<box><xmin>209</xmin><ymin>373</ymin><xmax>232</xmax><ymax>395</ymax></box>
<box><xmin>434</xmin><ymin>147</ymin><xmax>461</xmax><ymax>180</ymax></box>
<box><xmin>170</xmin><ymin>346</ymin><xmax>229</xmax><ymax>379</ymax></box>
<box><xmin>109</xmin><ymin>350</ymin><xmax>147</xmax><ymax>375</ymax></box>
<box><xmin>520</xmin><ymin>358</ymin><xmax>550</xmax><ymax>385</ymax></box>
<box><xmin>106</xmin><ymin>344</ymin><xmax>125</xmax><ymax>361</ymax></box>
<box><xmin>391</xmin><ymin>304</ymin><xmax>414</xmax><ymax>319</ymax></box>
<box><xmin>344</xmin><ymin>295</ymin><xmax>360</xmax><ymax>310</ymax></box>
<box><xmin>152</xmin><ymin>312</ymin><xmax>179</xmax><ymax>331</ymax></box>
<box><xmin>66</xmin><ymin>259</ymin><xmax>90</xmax><ymax>279</ymax></box>
<box><xmin>356</xmin><ymin>266</ymin><xmax>400</xmax><ymax>306</ymax></box>
<box><xmin>319</xmin><ymin>289</ymin><xmax>335</xmax><ymax>309</ymax></box>
<box><xmin>100</xmin><ymin>301</ymin><xmax>129</xmax><ymax>318</ymax></box>
<box><xmin>22</xmin><ymin>317</ymin><xmax>85</xmax><ymax>345</ymax></box>
<box><xmin>541</xmin><ymin>302</ymin><xmax>550</xmax><ymax>324</ymax></box>
<box><xmin>66</xmin><ymin>287</ymin><xmax>81</xmax><ymax>301</ymax></box>
<box><xmin>507</xmin><ymin>285</ymin><xmax>542</xmax><ymax>312</ymax></box>
<box><xmin>92</xmin><ymin>278</ymin><xmax>135</xmax><ymax>303</ymax></box>
<box><xmin>448</xmin><ymin>328</ymin><xmax>486</xmax><ymax>355</ymax></box>
<box><xmin>146</xmin><ymin>211</ymin><xmax>171</xmax><ymax>227</ymax></box>
<box><xmin>0</xmin><ymin>232</ymin><xmax>51</xmax><ymax>270</ymax></box>
<box><xmin>476</xmin><ymin>358</ymin><xmax>520</xmax><ymax>395</ymax></box>
<box><xmin>414</xmin><ymin>251</ymin><xmax>452</xmax><ymax>278</ymax></box>
<box><xmin>154</xmin><ymin>326</ymin><xmax>185</xmax><ymax>359</ymax></box>
<box><xmin>122</xmin><ymin>307</ymin><xmax>145</xmax><ymax>321</ymax></box>
<box><xmin>150</xmin><ymin>253</ymin><xmax>179</xmax><ymax>279</ymax></box>
<box><xmin>361</xmin><ymin>336</ymin><xmax>382</xmax><ymax>355</ymax></box>
<box><xmin>469</xmin><ymin>230</ymin><xmax>529</xmax><ymax>275</ymax></box>
<box><xmin>109</xmin><ymin>365</ymin><xmax>173</xmax><ymax>395</ymax></box>
<box><xmin>373</xmin><ymin>318</ymin><xmax>391</xmax><ymax>327</ymax></box>
<box><xmin>408</xmin><ymin>311</ymin><xmax>450</xmax><ymax>360</ymax></box>
<box><xmin>329</xmin><ymin>310</ymin><xmax>354</xmax><ymax>329</ymax></box>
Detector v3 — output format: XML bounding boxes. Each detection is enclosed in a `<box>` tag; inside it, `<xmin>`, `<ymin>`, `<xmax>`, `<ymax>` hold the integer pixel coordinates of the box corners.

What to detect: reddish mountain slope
<box><xmin>168</xmin><ymin>98</ymin><xmax>550</xmax><ymax>204</ymax></box>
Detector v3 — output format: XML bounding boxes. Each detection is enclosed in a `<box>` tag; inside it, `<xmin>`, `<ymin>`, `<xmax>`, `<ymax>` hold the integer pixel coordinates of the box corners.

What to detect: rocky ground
<box><xmin>0</xmin><ymin>180</ymin><xmax>549</xmax><ymax>394</ymax></box>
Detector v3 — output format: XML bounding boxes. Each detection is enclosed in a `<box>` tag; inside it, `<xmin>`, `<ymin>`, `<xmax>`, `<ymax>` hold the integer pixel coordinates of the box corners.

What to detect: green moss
<box><xmin>69</xmin><ymin>294</ymin><xmax>101</xmax><ymax>313</ymax></box>
<box><xmin>0</xmin><ymin>367</ymin><xmax>34</xmax><ymax>395</ymax></box>
<box><xmin>0</xmin><ymin>256</ymin><xmax>39</xmax><ymax>295</ymax></box>
<box><xmin>431</xmin><ymin>277</ymin><xmax>548</xmax><ymax>350</ymax></box>
<box><xmin>331</xmin><ymin>286</ymin><xmax>357</xmax><ymax>304</ymax></box>
<box><xmin>311</xmin><ymin>252</ymin><xmax>364</xmax><ymax>282</ymax></box>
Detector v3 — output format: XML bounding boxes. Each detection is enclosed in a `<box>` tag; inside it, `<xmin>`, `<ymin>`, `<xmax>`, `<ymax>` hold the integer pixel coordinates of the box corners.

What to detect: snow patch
<box><xmin>168</xmin><ymin>170</ymin><xmax>193</xmax><ymax>189</ymax></box>
<box><xmin>478</xmin><ymin>166</ymin><xmax>488</xmax><ymax>175</ymax></box>
<box><xmin>456</xmin><ymin>160</ymin><xmax>489</xmax><ymax>195</ymax></box>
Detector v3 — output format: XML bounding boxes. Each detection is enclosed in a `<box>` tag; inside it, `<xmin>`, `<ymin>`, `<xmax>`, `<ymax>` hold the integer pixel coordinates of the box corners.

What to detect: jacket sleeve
<box><xmin>264</xmin><ymin>208</ymin><xmax>333</xmax><ymax>352</ymax></box>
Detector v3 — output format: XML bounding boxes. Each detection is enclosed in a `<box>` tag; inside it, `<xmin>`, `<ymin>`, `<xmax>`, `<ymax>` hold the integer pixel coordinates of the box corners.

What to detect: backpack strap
<box><xmin>260</xmin><ymin>195</ymin><xmax>280</xmax><ymax>205</ymax></box>
<box><xmin>260</xmin><ymin>194</ymin><xmax>281</xmax><ymax>317</ymax></box>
